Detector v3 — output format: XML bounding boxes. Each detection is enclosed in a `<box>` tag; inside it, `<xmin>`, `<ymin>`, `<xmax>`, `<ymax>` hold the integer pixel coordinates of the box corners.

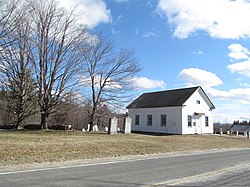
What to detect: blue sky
<box><xmin>60</xmin><ymin>0</ymin><xmax>250</xmax><ymax>123</ymax></box>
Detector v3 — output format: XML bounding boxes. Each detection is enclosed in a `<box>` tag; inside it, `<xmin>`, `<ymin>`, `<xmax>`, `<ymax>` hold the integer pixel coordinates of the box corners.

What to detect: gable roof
<box><xmin>127</xmin><ymin>86</ymin><xmax>215</xmax><ymax>109</ymax></box>
<box><xmin>231</xmin><ymin>124</ymin><xmax>250</xmax><ymax>132</ymax></box>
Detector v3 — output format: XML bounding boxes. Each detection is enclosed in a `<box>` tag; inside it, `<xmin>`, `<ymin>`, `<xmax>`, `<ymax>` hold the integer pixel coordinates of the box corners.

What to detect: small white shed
<box><xmin>127</xmin><ymin>86</ymin><xmax>215</xmax><ymax>135</ymax></box>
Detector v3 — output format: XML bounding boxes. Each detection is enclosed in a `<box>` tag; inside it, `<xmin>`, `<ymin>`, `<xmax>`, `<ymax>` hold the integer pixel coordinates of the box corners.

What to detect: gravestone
<box><xmin>108</xmin><ymin>117</ymin><xmax>117</xmax><ymax>135</ymax></box>
<box><xmin>93</xmin><ymin>125</ymin><xmax>99</xmax><ymax>132</ymax></box>
<box><xmin>87</xmin><ymin>124</ymin><xmax>90</xmax><ymax>131</ymax></box>
<box><xmin>105</xmin><ymin>127</ymin><xmax>108</xmax><ymax>132</ymax></box>
<box><xmin>124</xmin><ymin>117</ymin><xmax>131</xmax><ymax>134</ymax></box>
<box><xmin>17</xmin><ymin>125</ymin><xmax>24</xmax><ymax>130</ymax></box>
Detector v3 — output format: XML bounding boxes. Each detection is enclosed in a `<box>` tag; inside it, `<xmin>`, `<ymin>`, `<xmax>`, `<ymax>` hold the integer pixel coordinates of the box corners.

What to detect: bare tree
<box><xmin>79</xmin><ymin>34</ymin><xmax>141</xmax><ymax>131</ymax></box>
<box><xmin>0</xmin><ymin>0</ymin><xmax>20</xmax><ymax>49</ymax></box>
<box><xmin>27</xmin><ymin>0</ymin><xmax>87</xmax><ymax>129</ymax></box>
<box><xmin>0</xmin><ymin>0</ymin><xmax>20</xmax><ymax>85</ymax></box>
<box><xmin>0</xmin><ymin>1</ymin><xmax>38</xmax><ymax>127</ymax></box>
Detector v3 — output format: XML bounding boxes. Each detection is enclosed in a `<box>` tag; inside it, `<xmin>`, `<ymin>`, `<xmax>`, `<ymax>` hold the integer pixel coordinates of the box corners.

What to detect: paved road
<box><xmin>178</xmin><ymin>169</ymin><xmax>250</xmax><ymax>187</ymax></box>
<box><xmin>1</xmin><ymin>149</ymin><xmax>250</xmax><ymax>187</ymax></box>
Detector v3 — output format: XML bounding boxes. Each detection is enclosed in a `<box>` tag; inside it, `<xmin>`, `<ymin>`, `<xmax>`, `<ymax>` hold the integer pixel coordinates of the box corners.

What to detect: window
<box><xmin>188</xmin><ymin>115</ymin><xmax>192</xmax><ymax>127</ymax></box>
<box><xmin>135</xmin><ymin>115</ymin><xmax>140</xmax><ymax>125</ymax></box>
<box><xmin>161</xmin><ymin>114</ymin><xmax>167</xmax><ymax>127</ymax></box>
<box><xmin>196</xmin><ymin>100</ymin><xmax>200</xmax><ymax>104</ymax></box>
<box><xmin>147</xmin><ymin>115</ymin><xmax>152</xmax><ymax>126</ymax></box>
<box><xmin>205</xmin><ymin>116</ymin><xmax>209</xmax><ymax>127</ymax></box>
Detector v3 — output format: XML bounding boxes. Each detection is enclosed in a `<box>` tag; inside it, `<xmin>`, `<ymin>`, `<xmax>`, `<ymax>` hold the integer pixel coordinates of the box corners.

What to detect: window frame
<box><xmin>205</xmin><ymin>116</ymin><xmax>209</xmax><ymax>127</ymax></box>
<box><xmin>135</xmin><ymin>115</ymin><xmax>140</xmax><ymax>126</ymax></box>
<box><xmin>188</xmin><ymin>115</ymin><xmax>192</xmax><ymax>127</ymax></box>
<box><xmin>161</xmin><ymin>114</ymin><xmax>167</xmax><ymax>127</ymax></box>
<box><xmin>147</xmin><ymin>114</ymin><xmax>152</xmax><ymax>126</ymax></box>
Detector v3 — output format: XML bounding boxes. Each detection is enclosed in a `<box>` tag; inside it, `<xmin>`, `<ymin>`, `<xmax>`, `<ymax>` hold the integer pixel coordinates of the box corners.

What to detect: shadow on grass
<box><xmin>131</xmin><ymin>131</ymin><xmax>180</xmax><ymax>136</ymax></box>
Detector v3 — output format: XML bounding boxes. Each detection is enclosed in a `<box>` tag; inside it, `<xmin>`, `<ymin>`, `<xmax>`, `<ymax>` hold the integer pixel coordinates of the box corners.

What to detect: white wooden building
<box><xmin>127</xmin><ymin>86</ymin><xmax>215</xmax><ymax>134</ymax></box>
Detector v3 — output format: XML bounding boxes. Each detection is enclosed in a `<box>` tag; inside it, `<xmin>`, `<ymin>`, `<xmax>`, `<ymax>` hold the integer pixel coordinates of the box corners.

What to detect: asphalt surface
<box><xmin>0</xmin><ymin>149</ymin><xmax>250</xmax><ymax>187</ymax></box>
<box><xmin>178</xmin><ymin>169</ymin><xmax>250</xmax><ymax>187</ymax></box>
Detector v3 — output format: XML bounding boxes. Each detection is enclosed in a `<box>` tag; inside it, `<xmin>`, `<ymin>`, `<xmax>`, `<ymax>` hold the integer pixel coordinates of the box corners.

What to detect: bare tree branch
<box><xmin>79</xmin><ymin>34</ymin><xmax>141</xmax><ymax>131</ymax></box>
<box><xmin>26</xmin><ymin>0</ymin><xmax>88</xmax><ymax>129</ymax></box>
<box><xmin>0</xmin><ymin>4</ymin><xmax>38</xmax><ymax>127</ymax></box>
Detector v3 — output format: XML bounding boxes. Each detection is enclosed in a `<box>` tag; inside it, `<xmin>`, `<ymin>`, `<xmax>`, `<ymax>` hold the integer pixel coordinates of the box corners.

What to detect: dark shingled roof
<box><xmin>231</xmin><ymin>125</ymin><xmax>250</xmax><ymax>132</ymax></box>
<box><xmin>127</xmin><ymin>86</ymin><xmax>214</xmax><ymax>109</ymax></box>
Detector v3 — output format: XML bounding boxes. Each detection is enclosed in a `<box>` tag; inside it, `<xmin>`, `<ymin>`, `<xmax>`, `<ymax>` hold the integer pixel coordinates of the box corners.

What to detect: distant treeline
<box><xmin>232</xmin><ymin>120</ymin><xmax>250</xmax><ymax>126</ymax></box>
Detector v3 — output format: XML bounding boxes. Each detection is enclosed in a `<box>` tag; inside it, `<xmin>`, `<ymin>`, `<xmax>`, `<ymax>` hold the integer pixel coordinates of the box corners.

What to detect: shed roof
<box><xmin>231</xmin><ymin>124</ymin><xmax>250</xmax><ymax>132</ymax></box>
<box><xmin>127</xmin><ymin>86</ymin><xmax>215</xmax><ymax>109</ymax></box>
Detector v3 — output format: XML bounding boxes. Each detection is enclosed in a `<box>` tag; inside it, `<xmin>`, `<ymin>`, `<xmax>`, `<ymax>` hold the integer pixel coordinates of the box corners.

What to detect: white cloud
<box><xmin>179</xmin><ymin>68</ymin><xmax>250</xmax><ymax>100</ymax></box>
<box><xmin>178</xmin><ymin>68</ymin><xmax>250</xmax><ymax>123</ymax></box>
<box><xmin>111</xmin><ymin>28</ymin><xmax>120</xmax><ymax>35</ymax></box>
<box><xmin>226</xmin><ymin>44</ymin><xmax>250</xmax><ymax>77</ymax></box>
<box><xmin>81</xmin><ymin>75</ymin><xmax>167</xmax><ymax>90</ymax></box>
<box><xmin>227</xmin><ymin>44</ymin><xmax>250</xmax><ymax>77</ymax></box>
<box><xmin>235</xmin><ymin>78</ymin><xmax>250</xmax><ymax>87</ymax></box>
<box><xmin>59</xmin><ymin>0</ymin><xmax>111</xmax><ymax>28</ymax></box>
<box><xmin>143</xmin><ymin>31</ymin><xmax>158</xmax><ymax>38</ymax></box>
<box><xmin>208</xmin><ymin>87</ymin><xmax>250</xmax><ymax>101</ymax></box>
<box><xmin>213</xmin><ymin>99</ymin><xmax>250</xmax><ymax>123</ymax></box>
<box><xmin>157</xmin><ymin>0</ymin><xmax>250</xmax><ymax>39</ymax></box>
<box><xmin>130</xmin><ymin>77</ymin><xmax>167</xmax><ymax>89</ymax></box>
<box><xmin>80</xmin><ymin>75</ymin><xmax>122</xmax><ymax>89</ymax></box>
<box><xmin>228</xmin><ymin>43</ymin><xmax>250</xmax><ymax>61</ymax></box>
<box><xmin>207</xmin><ymin>88</ymin><xmax>232</xmax><ymax>99</ymax></box>
<box><xmin>227</xmin><ymin>60</ymin><xmax>250</xmax><ymax>77</ymax></box>
<box><xmin>179</xmin><ymin>68</ymin><xmax>223</xmax><ymax>88</ymax></box>
<box><xmin>192</xmin><ymin>50</ymin><xmax>203</xmax><ymax>56</ymax></box>
<box><xmin>229</xmin><ymin>88</ymin><xmax>250</xmax><ymax>100</ymax></box>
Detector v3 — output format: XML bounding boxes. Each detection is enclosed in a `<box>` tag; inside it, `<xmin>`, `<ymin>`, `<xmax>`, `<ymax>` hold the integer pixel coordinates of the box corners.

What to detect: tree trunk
<box><xmin>89</xmin><ymin>104</ymin><xmax>97</xmax><ymax>132</ymax></box>
<box><xmin>89</xmin><ymin>113</ymin><xmax>94</xmax><ymax>132</ymax></box>
<box><xmin>41</xmin><ymin>113</ymin><xmax>48</xmax><ymax>130</ymax></box>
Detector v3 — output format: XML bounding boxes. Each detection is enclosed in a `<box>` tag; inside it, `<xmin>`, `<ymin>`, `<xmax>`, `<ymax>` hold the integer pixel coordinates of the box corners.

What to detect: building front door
<box><xmin>194</xmin><ymin>116</ymin><xmax>202</xmax><ymax>134</ymax></box>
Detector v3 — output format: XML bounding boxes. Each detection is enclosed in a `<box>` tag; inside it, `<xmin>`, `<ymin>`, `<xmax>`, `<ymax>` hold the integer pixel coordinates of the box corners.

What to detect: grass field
<box><xmin>0</xmin><ymin>130</ymin><xmax>250</xmax><ymax>167</ymax></box>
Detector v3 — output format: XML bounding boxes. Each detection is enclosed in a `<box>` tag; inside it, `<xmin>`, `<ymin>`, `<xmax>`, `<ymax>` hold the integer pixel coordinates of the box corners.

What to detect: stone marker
<box><xmin>87</xmin><ymin>124</ymin><xmax>90</xmax><ymax>131</ymax></box>
<box><xmin>124</xmin><ymin>117</ymin><xmax>131</xmax><ymax>134</ymax></box>
<box><xmin>93</xmin><ymin>125</ymin><xmax>99</xmax><ymax>132</ymax></box>
<box><xmin>17</xmin><ymin>125</ymin><xmax>24</xmax><ymax>130</ymax></box>
<box><xmin>220</xmin><ymin>128</ymin><xmax>223</xmax><ymax>135</ymax></box>
<box><xmin>108</xmin><ymin>117</ymin><xmax>117</xmax><ymax>135</ymax></box>
<box><xmin>117</xmin><ymin>127</ymin><xmax>121</xmax><ymax>132</ymax></box>
<box><xmin>105</xmin><ymin>127</ymin><xmax>108</xmax><ymax>132</ymax></box>
<box><xmin>236</xmin><ymin>131</ymin><xmax>238</xmax><ymax>136</ymax></box>
<box><xmin>248</xmin><ymin>131</ymin><xmax>250</xmax><ymax>139</ymax></box>
<box><xmin>244</xmin><ymin>131</ymin><xmax>247</xmax><ymax>136</ymax></box>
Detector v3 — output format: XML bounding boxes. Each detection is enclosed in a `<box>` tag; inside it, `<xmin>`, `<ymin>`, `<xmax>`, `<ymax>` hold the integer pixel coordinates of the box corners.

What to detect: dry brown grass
<box><xmin>0</xmin><ymin>130</ymin><xmax>250</xmax><ymax>167</ymax></box>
